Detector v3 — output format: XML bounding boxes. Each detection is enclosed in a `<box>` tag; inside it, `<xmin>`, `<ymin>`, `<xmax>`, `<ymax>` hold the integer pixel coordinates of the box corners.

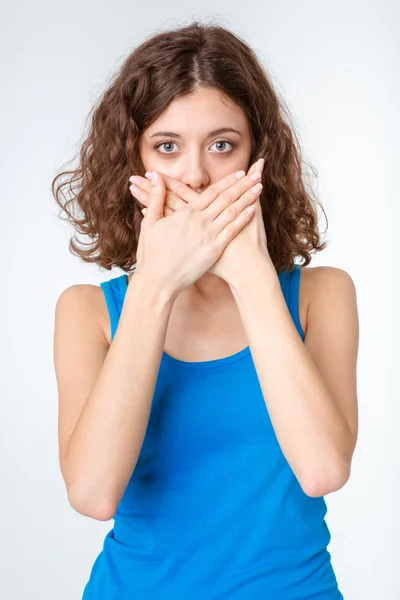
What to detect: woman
<box><xmin>52</xmin><ymin>21</ymin><xmax>359</xmax><ymax>599</ymax></box>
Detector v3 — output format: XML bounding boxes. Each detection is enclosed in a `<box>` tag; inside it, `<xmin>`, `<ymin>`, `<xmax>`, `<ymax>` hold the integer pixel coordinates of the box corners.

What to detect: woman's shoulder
<box><xmin>300</xmin><ymin>264</ymin><xmax>355</xmax><ymax>292</ymax></box>
<box><xmin>297</xmin><ymin>264</ymin><xmax>355</xmax><ymax>338</ymax></box>
<box><xmin>55</xmin><ymin>283</ymin><xmax>111</xmax><ymax>345</ymax></box>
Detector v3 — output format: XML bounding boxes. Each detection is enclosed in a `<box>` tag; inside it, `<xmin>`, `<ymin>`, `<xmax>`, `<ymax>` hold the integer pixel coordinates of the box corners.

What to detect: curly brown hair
<box><xmin>51</xmin><ymin>20</ymin><xmax>328</xmax><ymax>275</ymax></box>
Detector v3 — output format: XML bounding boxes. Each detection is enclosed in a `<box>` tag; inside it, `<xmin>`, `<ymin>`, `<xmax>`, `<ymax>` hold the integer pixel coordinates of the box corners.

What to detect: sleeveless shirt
<box><xmin>82</xmin><ymin>265</ymin><xmax>344</xmax><ymax>599</ymax></box>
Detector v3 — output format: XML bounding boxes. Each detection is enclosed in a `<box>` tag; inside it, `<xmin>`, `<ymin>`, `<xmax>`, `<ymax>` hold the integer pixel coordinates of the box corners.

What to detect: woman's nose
<box><xmin>179</xmin><ymin>171</ymin><xmax>210</xmax><ymax>192</ymax></box>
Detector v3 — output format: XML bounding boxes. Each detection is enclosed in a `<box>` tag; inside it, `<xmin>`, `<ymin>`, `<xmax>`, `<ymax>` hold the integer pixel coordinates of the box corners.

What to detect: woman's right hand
<box><xmin>134</xmin><ymin>169</ymin><xmax>263</xmax><ymax>298</ymax></box>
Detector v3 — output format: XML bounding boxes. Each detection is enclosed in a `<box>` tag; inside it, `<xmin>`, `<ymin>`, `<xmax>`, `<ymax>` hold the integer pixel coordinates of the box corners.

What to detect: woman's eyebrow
<box><xmin>149</xmin><ymin>127</ymin><xmax>242</xmax><ymax>139</ymax></box>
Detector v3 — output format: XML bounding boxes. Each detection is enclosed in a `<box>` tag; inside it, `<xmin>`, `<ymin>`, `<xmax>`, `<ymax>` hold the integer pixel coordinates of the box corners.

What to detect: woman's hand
<box><xmin>129</xmin><ymin>158</ymin><xmax>273</xmax><ymax>287</ymax></box>
<box><xmin>130</xmin><ymin>168</ymin><xmax>260</xmax><ymax>297</ymax></box>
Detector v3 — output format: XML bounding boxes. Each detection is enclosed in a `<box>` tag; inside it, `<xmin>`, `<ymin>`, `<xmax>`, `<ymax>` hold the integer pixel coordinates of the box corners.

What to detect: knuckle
<box><xmin>185</xmin><ymin>202</ymin><xmax>195</xmax><ymax>215</ymax></box>
<box><xmin>197</xmin><ymin>212</ymin><xmax>210</xmax><ymax>231</ymax></box>
<box><xmin>223</xmin><ymin>222</ymin><xmax>234</xmax><ymax>238</ymax></box>
<box><xmin>218</xmin><ymin>191</ymin><xmax>233</xmax><ymax>208</ymax></box>
<box><xmin>165</xmin><ymin>192</ymin><xmax>175</xmax><ymax>209</ymax></box>
<box><xmin>207</xmin><ymin>184</ymin><xmax>219</xmax><ymax>200</ymax></box>
<box><xmin>226</xmin><ymin>204</ymin><xmax>237</xmax><ymax>219</ymax></box>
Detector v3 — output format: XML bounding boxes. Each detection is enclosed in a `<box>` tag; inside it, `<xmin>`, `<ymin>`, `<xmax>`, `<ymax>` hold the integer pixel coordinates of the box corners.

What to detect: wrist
<box><xmin>127</xmin><ymin>267</ymin><xmax>179</xmax><ymax>310</ymax></box>
<box><xmin>228</xmin><ymin>254</ymin><xmax>277</xmax><ymax>296</ymax></box>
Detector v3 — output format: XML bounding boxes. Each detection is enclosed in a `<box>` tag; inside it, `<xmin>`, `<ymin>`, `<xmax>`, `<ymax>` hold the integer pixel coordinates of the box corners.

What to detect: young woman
<box><xmin>52</xmin><ymin>21</ymin><xmax>359</xmax><ymax>600</ymax></box>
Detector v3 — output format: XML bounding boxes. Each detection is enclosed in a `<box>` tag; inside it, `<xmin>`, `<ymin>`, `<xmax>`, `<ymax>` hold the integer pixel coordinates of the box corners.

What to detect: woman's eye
<box><xmin>154</xmin><ymin>140</ymin><xmax>235</xmax><ymax>155</ymax></box>
<box><xmin>210</xmin><ymin>140</ymin><xmax>234</xmax><ymax>153</ymax></box>
<box><xmin>155</xmin><ymin>142</ymin><xmax>178</xmax><ymax>154</ymax></box>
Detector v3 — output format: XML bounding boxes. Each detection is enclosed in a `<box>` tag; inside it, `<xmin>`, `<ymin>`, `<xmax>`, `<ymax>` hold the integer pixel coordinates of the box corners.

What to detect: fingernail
<box><xmin>145</xmin><ymin>171</ymin><xmax>152</xmax><ymax>180</ymax></box>
<box><xmin>250</xmin><ymin>170</ymin><xmax>261</xmax><ymax>181</ymax></box>
<box><xmin>256</xmin><ymin>158</ymin><xmax>265</xmax><ymax>172</ymax></box>
<box><xmin>151</xmin><ymin>172</ymin><xmax>158</xmax><ymax>185</ymax></box>
<box><xmin>130</xmin><ymin>184</ymin><xmax>140</xmax><ymax>194</ymax></box>
<box><xmin>251</xmin><ymin>182</ymin><xmax>263</xmax><ymax>193</ymax></box>
<box><xmin>129</xmin><ymin>175</ymin><xmax>141</xmax><ymax>185</ymax></box>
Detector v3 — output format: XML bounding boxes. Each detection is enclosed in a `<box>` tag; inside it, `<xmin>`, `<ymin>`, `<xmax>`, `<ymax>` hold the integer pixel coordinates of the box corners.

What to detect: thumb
<box><xmin>145</xmin><ymin>171</ymin><xmax>166</xmax><ymax>225</ymax></box>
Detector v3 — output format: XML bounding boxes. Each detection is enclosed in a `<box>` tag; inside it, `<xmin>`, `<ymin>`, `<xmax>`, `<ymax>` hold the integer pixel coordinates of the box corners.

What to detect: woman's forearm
<box><xmin>65</xmin><ymin>271</ymin><xmax>176</xmax><ymax>519</ymax></box>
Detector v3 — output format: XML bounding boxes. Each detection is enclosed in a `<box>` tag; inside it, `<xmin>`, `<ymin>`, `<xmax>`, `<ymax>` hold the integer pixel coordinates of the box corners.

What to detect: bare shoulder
<box><xmin>297</xmin><ymin>265</ymin><xmax>357</xmax><ymax>337</ymax></box>
<box><xmin>55</xmin><ymin>284</ymin><xmax>110</xmax><ymax>346</ymax></box>
<box><xmin>300</xmin><ymin>264</ymin><xmax>356</xmax><ymax>295</ymax></box>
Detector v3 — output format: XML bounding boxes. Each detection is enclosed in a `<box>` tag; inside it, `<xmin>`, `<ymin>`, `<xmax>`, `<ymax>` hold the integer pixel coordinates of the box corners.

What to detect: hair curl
<box><xmin>51</xmin><ymin>19</ymin><xmax>328</xmax><ymax>275</ymax></box>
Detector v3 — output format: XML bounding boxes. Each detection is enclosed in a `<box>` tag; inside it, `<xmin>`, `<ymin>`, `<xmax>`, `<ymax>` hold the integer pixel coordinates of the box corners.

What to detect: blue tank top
<box><xmin>82</xmin><ymin>265</ymin><xmax>343</xmax><ymax>600</ymax></box>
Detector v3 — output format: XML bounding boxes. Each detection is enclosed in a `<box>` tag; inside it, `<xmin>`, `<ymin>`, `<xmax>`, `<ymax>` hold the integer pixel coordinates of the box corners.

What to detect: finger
<box><xmin>192</xmin><ymin>156</ymin><xmax>264</xmax><ymax>214</ymax></box>
<box><xmin>212</xmin><ymin>181</ymin><xmax>263</xmax><ymax>232</ymax></box>
<box><xmin>130</xmin><ymin>173</ymin><xmax>195</xmax><ymax>210</ymax></box>
<box><xmin>145</xmin><ymin>172</ymin><xmax>166</xmax><ymax>225</ymax></box>
<box><xmin>142</xmin><ymin>205</ymin><xmax>173</xmax><ymax>217</ymax></box>
<box><xmin>248</xmin><ymin>157</ymin><xmax>264</xmax><ymax>176</ymax></box>
<box><xmin>215</xmin><ymin>202</ymin><xmax>257</xmax><ymax>250</ymax></box>
<box><xmin>203</xmin><ymin>169</ymin><xmax>263</xmax><ymax>221</ymax></box>
<box><xmin>145</xmin><ymin>172</ymin><xmax>198</xmax><ymax>205</ymax></box>
<box><xmin>166</xmin><ymin>192</ymin><xmax>188</xmax><ymax>212</ymax></box>
<box><xmin>130</xmin><ymin>183</ymin><xmax>186</xmax><ymax>212</ymax></box>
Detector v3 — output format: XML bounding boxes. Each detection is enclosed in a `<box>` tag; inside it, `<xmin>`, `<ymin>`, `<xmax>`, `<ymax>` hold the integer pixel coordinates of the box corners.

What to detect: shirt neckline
<box><xmin>123</xmin><ymin>274</ymin><xmax>252</xmax><ymax>369</ymax></box>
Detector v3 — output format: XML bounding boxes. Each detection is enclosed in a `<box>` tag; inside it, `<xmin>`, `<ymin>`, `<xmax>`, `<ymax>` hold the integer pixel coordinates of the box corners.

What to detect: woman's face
<box><xmin>139</xmin><ymin>86</ymin><xmax>253</xmax><ymax>193</ymax></box>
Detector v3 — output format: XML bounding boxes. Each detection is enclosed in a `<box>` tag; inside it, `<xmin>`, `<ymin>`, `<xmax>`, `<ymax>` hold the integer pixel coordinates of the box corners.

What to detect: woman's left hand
<box><xmin>128</xmin><ymin>158</ymin><xmax>274</xmax><ymax>287</ymax></box>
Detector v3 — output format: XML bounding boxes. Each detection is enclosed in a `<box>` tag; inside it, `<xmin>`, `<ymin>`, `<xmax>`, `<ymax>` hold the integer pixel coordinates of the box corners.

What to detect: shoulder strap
<box><xmin>100</xmin><ymin>274</ymin><xmax>128</xmax><ymax>341</ymax></box>
<box><xmin>278</xmin><ymin>265</ymin><xmax>305</xmax><ymax>341</ymax></box>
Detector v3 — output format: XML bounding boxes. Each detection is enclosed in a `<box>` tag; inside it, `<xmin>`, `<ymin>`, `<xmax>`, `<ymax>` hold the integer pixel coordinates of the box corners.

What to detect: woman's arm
<box><xmin>229</xmin><ymin>261</ymin><xmax>359</xmax><ymax>498</ymax></box>
<box><xmin>54</xmin><ymin>272</ymin><xmax>176</xmax><ymax>520</ymax></box>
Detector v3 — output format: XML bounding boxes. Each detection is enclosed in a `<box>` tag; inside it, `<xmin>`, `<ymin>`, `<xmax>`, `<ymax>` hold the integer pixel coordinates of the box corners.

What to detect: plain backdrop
<box><xmin>1</xmin><ymin>1</ymin><xmax>398</xmax><ymax>598</ymax></box>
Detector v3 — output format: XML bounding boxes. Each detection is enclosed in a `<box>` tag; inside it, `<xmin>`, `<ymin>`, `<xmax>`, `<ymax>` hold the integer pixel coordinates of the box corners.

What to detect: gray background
<box><xmin>1</xmin><ymin>1</ymin><xmax>398</xmax><ymax>598</ymax></box>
